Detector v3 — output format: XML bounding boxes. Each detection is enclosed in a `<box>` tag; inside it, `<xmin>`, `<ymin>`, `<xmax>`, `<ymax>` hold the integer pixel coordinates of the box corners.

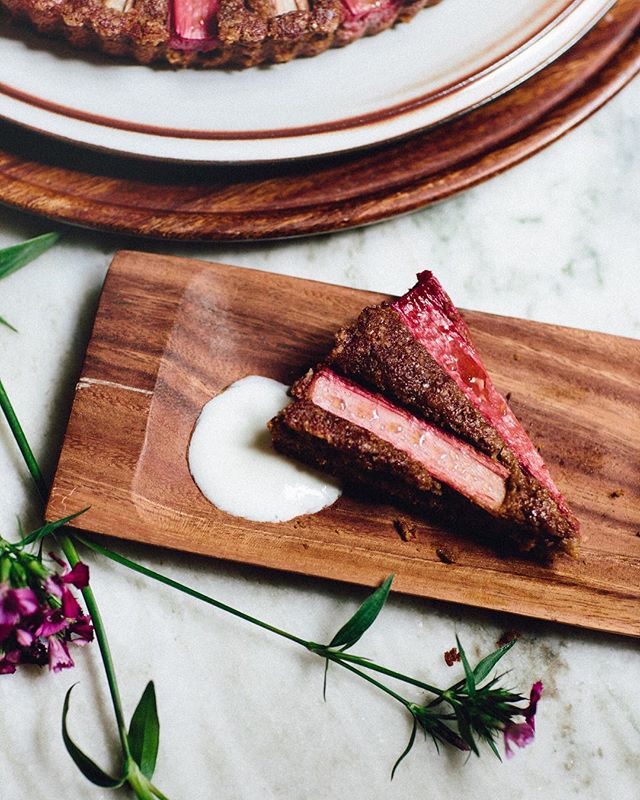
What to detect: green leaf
<box><xmin>19</xmin><ymin>508</ymin><xmax>89</xmax><ymax>547</ymax></box>
<box><xmin>391</xmin><ymin>717</ymin><xmax>417</xmax><ymax>780</ymax></box>
<box><xmin>485</xmin><ymin>734</ymin><xmax>503</xmax><ymax>761</ymax></box>
<box><xmin>62</xmin><ymin>685</ymin><xmax>124</xmax><ymax>788</ymax></box>
<box><xmin>128</xmin><ymin>681</ymin><xmax>160</xmax><ymax>779</ymax></box>
<box><xmin>328</xmin><ymin>575</ymin><xmax>394</xmax><ymax>650</ymax></box>
<box><xmin>0</xmin><ymin>315</ymin><xmax>17</xmax><ymax>332</ymax></box>
<box><xmin>455</xmin><ymin>635</ymin><xmax>475</xmax><ymax>697</ymax></box>
<box><xmin>473</xmin><ymin>639</ymin><xmax>517</xmax><ymax>685</ymax></box>
<box><xmin>453</xmin><ymin>708</ymin><xmax>479</xmax><ymax>757</ymax></box>
<box><xmin>0</xmin><ymin>232</ymin><xmax>59</xmax><ymax>281</ymax></box>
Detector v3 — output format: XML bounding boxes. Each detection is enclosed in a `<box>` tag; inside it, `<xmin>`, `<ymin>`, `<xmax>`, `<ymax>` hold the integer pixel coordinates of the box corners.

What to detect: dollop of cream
<box><xmin>188</xmin><ymin>376</ymin><xmax>342</xmax><ymax>522</ymax></box>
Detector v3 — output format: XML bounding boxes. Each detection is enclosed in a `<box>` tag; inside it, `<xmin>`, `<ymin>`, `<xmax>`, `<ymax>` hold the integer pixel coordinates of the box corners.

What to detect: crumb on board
<box><xmin>496</xmin><ymin>630</ymin><xmax>521</xmax><ymax>648</ymax></box>
<box><xmin>436</xmin><ymin>547</ymin><xmax>456</xmax><ymax>564</ymax></box>
<box><xmin>512</xmin><ymin>353</ymin><xmax>520</xmax><ymax>361</ymax></box>
<box><xmin>393</xmin><ymin>517</ymin><xmax>417</xmax><ymax>541</ymax></box>
<box><xmin>609</xmin><ymin>488</ymin><xmax>625</xmax><ymax>498</ymax></box>
<box><xmin>505</xmin><ymin>391</ymin><xmax>512</xmax><ymax>401</ymax></box>
<box><xmin>444</xmin><ymin>647</ymin><xmax>460</xmax><ymax>667</ymax></box>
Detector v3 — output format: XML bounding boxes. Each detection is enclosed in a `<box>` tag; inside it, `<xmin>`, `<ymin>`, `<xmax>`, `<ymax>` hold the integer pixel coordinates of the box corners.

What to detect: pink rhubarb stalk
<box><xmin>392</xmin><ymin>272</ymin><xmax>578</xmax><ymax>528</ymax></box>
<box><xmin>341</xmin><ymin>0</ymin><xmax>397</xmax><ymax>20</ymax></box>
<box><xmin>309</xmin><ymin>368</ymin><xmax>508</xmax><ymax>512</ymax></box>
<box><xmin>170</xmin><ymin>0</ymin><xmax>220</xmax><ymax>50</ymax></box>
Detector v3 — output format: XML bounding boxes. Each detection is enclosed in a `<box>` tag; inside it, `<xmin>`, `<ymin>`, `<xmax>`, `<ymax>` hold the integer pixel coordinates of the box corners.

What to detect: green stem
<box><xmin>76</xmin><ymin>534</ymin><xmax>446</xmax><ymax>700</ymax></box>
<box><xmin>0</xmin><ymin>377</ymin><xmax>47</xmax><ymax>502</ymax></box>
<box><xmin>149</xmin><ymin>782</ymin><xmax>170</xmax><ymax>800</ymax></box>
<box><xmin>58</xmin><ymin>533</ymin><xmax>132</xmax><ymax>761</ymax></box>
<box><xmin>324</xmin><ymin>653</ymin><xmax>412</xmax><ymax>709</ymax></box>
<box><xmin>74</xmin><ymin>534</ymin><xmax>310</xmax><ymax>649</ymax></box>
<box><xmin>327</xmin><ymin>650</ymin><xmax>444</xmax><ymax>697</ymax></box>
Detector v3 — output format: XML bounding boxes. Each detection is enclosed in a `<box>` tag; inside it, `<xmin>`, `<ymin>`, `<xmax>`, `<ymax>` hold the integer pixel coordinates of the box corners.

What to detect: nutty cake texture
<box><xmin>269</xmin><ymin>273</ymin><xmax>580</xmax><ymax>560</ymax></box>
<box><xmin>0</xmin><ymin>0</ymin><xmax>441</xmax><ymax>67</ymax></box>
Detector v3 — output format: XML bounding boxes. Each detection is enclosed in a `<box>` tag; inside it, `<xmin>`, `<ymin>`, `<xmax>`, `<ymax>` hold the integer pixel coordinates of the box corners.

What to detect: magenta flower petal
<box><xmin>69</xmin><ymin>617</ymin><xmax>94</xmax><ymax>645</ymax></box>
<box><xmin>503</xmin><ymin>721</ymin><xmax>535</xmax><ymax>759</ymax></box>
<box><xmin>15</xmin><ymin>628</ymin><xmax>34</xmax><ymax>647</ymax></box>
<box><xmin>36</xmin><ymin>618</ymin><xmax>69</xmax><ymax>637</ymax></box>
<box><xmin>43</xmin><ymin>576</ymin><xmax>63</xmax><ymax>599</ymax></box>
<box><xmin>61</xmin><ymin>587</ymin><xmax>82</xmax><ymax>620</ymax></box>
<box><xmin>0</xmin><ymin>658</ymin><xmax>17</xmax><ymax>675</ymax></box>
<box><xmin>48</xmin><ymin>637</ymin><xmax>74</xmax><ymax>672</ymax></box>
<box><xmin>48</xmin><ymin>551</ymin><xmax>67</xmax><ymax>570</ymax></box>
<box><xmin>0</xmin><ymin>648</ymin><xmax>21</xmax><ymax>674</ymax></box>
<box><xmin>525</xmin><ymin>681</ymin><xmax>543</xmax><ymax>731</ymax></box>
<box><xmin>36</xmin><ymin>607</ymin><xmax>69</xmax><ymax>637</ymax></box>
<box><xmin>62</xmin><ymin>562</ymin><xmax>89</xmax><ymax>589</ymax></box>
<box><xmin>0</xmin><ymin>586</ymin><xmax>38</xmax><ymax>623</ymax></box>
<box><xmin>12</xmin><ymin>587</ymin><xmax>39</xmax><ymax>616</ymax></box>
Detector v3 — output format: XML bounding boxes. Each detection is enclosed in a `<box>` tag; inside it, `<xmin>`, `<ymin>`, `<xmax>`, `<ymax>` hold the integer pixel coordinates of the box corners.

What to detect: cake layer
<box><xmin>327</xmin><ymin>274</ymin><xmax>580</xmax><ymax>541</ymax></box>
<box><xmin>271</xmin><ymin>272</ymin><xmax>580</xmax><ymax>559</ymax></box>
<box><xmin>271</xmin><ymin>368</ymin><xmax>578</xmax><ymax>557</ymax></box>
<box><xmin>308</xmin><ymin>368</ymin><xmax>508</xmax><ymax>512</ymax></box>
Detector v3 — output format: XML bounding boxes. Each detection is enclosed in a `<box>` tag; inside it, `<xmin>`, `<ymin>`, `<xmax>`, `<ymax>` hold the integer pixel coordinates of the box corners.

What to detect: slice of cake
<box><xmin>0</xmin><ymin>0</ymin><xmax>441</xmax><ymax>68</ymax></box>
<box><xmin>269</xmin><ymin>272</ymin><xmax>579</xmax><ymax>558</ymax></box>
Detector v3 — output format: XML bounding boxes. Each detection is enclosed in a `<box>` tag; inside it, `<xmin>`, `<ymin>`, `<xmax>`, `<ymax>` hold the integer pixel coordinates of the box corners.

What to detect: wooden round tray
<box><xmin>0</xmin><ymin>0</ymin><xmax>638</xmax><ymax>242</ymax></box>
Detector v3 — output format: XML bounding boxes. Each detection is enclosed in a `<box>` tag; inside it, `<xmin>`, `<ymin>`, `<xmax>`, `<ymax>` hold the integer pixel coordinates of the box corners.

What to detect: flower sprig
<box><xmin>0</xmin><ymin>521</ymin><xmax>92</xmax><ymax>674</ymax></box>
<box><xmin>71</xmin><ymin>533</ymin><xmax>544</xmax><ymax>769</ymax></box>
<box><xmin>1</xmin><ymin>375</ymin><xmax>169</xmax><ymax>800</ymax></box>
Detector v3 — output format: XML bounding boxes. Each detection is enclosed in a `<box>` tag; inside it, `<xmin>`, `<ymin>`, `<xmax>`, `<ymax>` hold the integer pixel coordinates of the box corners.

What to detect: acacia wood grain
<box><xmin>0</xmin><ymin>0</ymin><xmax>638</xmax><ymax>241</ymax></box>
<box><xmin>46</xmin><ymin>251</ymin><xmax>640</xmax><ymax>637</ymax></box>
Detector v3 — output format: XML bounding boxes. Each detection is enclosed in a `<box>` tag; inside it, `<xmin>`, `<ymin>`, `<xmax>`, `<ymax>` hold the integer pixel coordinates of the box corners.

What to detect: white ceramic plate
<box><xmin>0</xmin><ymin>0</ymin><xmax>614</xmax><ymax>163</ymax></box>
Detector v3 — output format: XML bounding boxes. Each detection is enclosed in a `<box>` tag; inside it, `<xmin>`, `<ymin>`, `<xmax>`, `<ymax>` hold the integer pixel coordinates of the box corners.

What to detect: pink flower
<box><xmin>504</xmin><ymin>721</ymin><xmax>535</xmax><ymax>758</ymax></box>
<box><xmin>68</xmin><ymin>616</ymin><xmax>94</xmax><ymax>646</ymax></box>
<box><xmin>525</xmin><ymin>680</ymin><xmax>543</xmax><ymax>731</ymax></box>
<box><xmin>0</xmin><ymin>586</ymin><xmax>39</xmax><ymax>627</ymax></box>
<box><xmin>0</xmin><ymin>553</ymin><xmax>92</xmax><ymax>677</ymax></box>
<box><xmin>48</xmin><ymin>636</ymin><xmax>74</xmax><ymax>672</ymax></box>
<box><xmin>0</xmin><ymin>648</ymin><xmax>21</xmax><ymax>674</ymax></box>
<box><xmin>503</xmin><ymin>681</ymin><xmax>543</xmax><ymax>759</ymax></box>
<box><xmin>15</xmin><ymin>628</ymin><xmax>34</xmax><ymax>647</ymax></box>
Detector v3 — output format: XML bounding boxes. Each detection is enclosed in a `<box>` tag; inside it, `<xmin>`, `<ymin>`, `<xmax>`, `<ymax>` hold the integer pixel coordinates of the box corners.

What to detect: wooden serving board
<box><xmin>47</xmin><ymin>251</ymin><xmax>640</xmax><ymax>637</ymax></box>
<box><xmin>0</xmin><ymin>0</ymin><xmax>638</xmax><ymax>241</ymax></box>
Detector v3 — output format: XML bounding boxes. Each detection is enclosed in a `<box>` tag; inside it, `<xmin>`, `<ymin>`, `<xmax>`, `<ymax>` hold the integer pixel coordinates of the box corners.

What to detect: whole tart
<box><xmin>0</xmin><ymin>0</ymin><xmax>441</xmax><ymax>68</ymax></box>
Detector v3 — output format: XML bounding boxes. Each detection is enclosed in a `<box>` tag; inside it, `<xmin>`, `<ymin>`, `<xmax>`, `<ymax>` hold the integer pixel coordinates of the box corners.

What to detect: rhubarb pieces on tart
<box><xmin>269</xmin><ymin>272</ymin><xmax>580</xmax><ymax>559</ymax></box>
<box><xmin>0</xmin><ymin>0</ymin><xmax>441</xmax><ymax>68</ymax></box>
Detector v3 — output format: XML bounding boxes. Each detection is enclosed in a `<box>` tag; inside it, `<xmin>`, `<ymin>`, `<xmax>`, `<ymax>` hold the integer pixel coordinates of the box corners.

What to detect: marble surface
<box><xmin>0</xmin><ymin>77</ymin><xmax>639</xmax><ymax>800</ymax></box>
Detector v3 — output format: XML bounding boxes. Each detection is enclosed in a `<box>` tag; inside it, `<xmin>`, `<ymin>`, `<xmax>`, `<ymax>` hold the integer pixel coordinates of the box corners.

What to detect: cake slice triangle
<box><xmin>269</xmin><ymin>272</ymin><xmax>579</xmax><ymax>559</ymax></box>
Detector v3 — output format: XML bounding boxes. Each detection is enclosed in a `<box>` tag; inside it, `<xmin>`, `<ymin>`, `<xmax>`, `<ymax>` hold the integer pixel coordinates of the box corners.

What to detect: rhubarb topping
<box><xmin>341</xmin><ymin>0</ymin><xmax>397</xmax><ymax>20</ymax></box>
<box><xmin>309</xmin><ymin>368</ymin><xmax>508</xmax><ymax>512</ymax></box>
<box><xmin>170</xmin><ymin>0</ymin><xmax>220</xmax><ymax>50</ymax></box>
<box><xmin>392</xmin><ymin>272</ymin><xmax>570</xmax><ymax>513</ymax></box>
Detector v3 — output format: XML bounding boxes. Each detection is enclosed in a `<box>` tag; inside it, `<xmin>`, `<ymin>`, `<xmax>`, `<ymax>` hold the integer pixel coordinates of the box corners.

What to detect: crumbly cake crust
<box><xmin>326</xmin><ymin>302</ymin><xmax>580</xmax><ymax>551</ymax></box>
<box><xmin>270</xmin><ymin>368</ymin><xmax>577</xmax><ymax>559</ymax></box>
<box><xmin>269</xmin><ymin>284</ymin><xmax>579</xmax><ymax>560</ymax></box>
<box><xmin>0</xmin><ymin>0</ymin><xmax>440</xmax><ymax>67</ymax></box>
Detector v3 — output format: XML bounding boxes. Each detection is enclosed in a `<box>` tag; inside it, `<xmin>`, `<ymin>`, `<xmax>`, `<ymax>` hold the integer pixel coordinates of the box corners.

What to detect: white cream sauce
<box><xmin>188</xmin><ymin>376</ymin><xmax>342</xmax><ymax>522</ymax></box>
